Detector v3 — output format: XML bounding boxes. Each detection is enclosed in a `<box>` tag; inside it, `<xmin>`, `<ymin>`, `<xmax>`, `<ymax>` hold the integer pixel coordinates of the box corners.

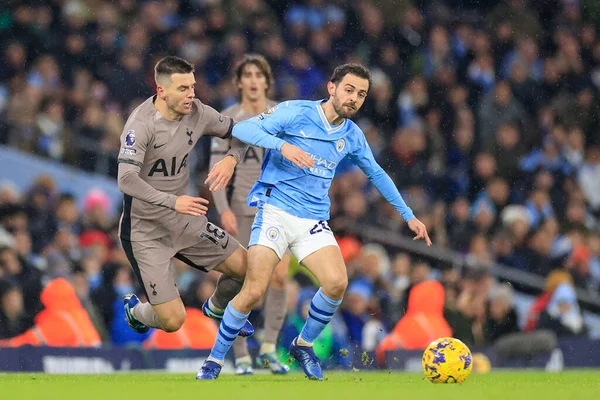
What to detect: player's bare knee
<box><xmin>244</xmin><ymin>286</ymin><xmax>267</xmax><ymax>308</ymax></box>
<box><xmin>162</xmin><ymin>309</ymin><xmax>186</xmax><ymax>332</ymax></box>
<box><xmin>323</xmin><ymin>276</ymin><xmax>348</xmax><ymax>300</ymax></box>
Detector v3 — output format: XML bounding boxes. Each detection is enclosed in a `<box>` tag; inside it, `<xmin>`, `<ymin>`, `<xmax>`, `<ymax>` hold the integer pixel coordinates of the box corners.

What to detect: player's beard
<box><xmin>166</xmin><ymin>97</ymin><xmax>188</xmax><ymax>117</ymax></box>
<box><xmin>332</xmin><ymin>96</ymin><xmax>357</xmax><ymax>119</ymax></box>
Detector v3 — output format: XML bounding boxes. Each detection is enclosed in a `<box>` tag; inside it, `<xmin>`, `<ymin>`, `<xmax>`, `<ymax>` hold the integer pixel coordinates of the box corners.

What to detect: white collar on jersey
<box><xmin>316</xmin><ymin>100</ymin><xmax>347</xmax><ymax>134</ymax></box>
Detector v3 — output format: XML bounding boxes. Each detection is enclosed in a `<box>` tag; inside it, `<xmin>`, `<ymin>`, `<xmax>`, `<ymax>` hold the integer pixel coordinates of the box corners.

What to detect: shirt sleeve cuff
<box><xmin>166</xmin><ymin>194</ymin><xmax>178</xmax><ymax>210</ymax></box>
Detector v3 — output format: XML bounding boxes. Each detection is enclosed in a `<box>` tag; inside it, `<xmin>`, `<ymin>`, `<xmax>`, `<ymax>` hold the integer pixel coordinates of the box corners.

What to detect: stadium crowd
<box><xmin>0</xmin><ymin>0</ymin><xmax>599</xmax><ymax>366</ymax></box>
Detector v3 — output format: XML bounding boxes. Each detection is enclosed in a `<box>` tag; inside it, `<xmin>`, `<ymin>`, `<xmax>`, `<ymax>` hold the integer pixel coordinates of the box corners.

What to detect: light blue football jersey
<box><xmin>232</xmin><ymin>100</ymin><xmax>415</xmax><ymax>222</ymax></box>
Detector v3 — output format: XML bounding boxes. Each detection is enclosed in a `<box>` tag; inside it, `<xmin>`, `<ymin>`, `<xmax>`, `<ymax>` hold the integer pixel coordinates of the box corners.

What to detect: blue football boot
<box><xmin>202</xmin><ymin>299</ymin><xmax>254</xmax><ymax>337</ymax></box>
<box><xmin>196</xmin><ymin>360</ymin><xmax>222</xmax><ymax>380</ymax></box>
<box><xmin>289</xmin><ymin>337</ymin><xmax>323</xmax><ymax>380</ymax></box>
<box><xmin>123</xmin><ymin>293</ymin><xmax>149</xmax><ymax>334</ymax></box>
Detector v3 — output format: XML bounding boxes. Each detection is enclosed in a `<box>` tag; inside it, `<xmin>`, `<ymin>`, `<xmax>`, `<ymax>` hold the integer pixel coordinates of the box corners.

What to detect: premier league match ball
<box><xmin>422</xmin><ymin>337</ymin><xmax>473</xmax><ymax>383</ymax></box>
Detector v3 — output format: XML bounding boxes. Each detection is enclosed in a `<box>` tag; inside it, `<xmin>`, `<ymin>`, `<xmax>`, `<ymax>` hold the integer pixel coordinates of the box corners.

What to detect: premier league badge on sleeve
<box><xmin>125</xmin><ymin>130</ymin><xmax>136</xmax><ymax>147</ymax></box>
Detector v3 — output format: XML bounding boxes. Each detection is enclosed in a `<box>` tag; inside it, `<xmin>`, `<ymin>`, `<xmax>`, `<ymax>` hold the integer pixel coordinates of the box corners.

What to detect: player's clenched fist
<box><xmin>175</xmin><ymin>195</ymin><xmax>209</xmax><ymax>217</ymax></box>
<box><xmin>280</xmin><ymin>142</ymin><xmax>315</xmax><ymax>169</ymax></box>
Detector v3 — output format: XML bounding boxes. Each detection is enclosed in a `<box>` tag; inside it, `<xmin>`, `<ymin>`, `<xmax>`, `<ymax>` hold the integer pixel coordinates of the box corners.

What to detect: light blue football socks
<box><xmin>208</xmin><ymin>303</ymin><xmax>250</xmax><ymax>362</ymax></box>
<box><xmin>299</xmin><ymin>288</ymin><xmax>342</xmax><ymax>344</ymax></box>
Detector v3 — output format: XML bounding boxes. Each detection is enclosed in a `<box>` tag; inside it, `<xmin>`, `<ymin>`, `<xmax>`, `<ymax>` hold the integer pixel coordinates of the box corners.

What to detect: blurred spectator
<box><xmin>55</xmin><ymin>193</ymin><xmax>82</xmax><ymax>235</ymax></box>
<box><xmin>0</xmin><ymin>280</ymin><xmax>29</xmax><ymax>339</ymax></box>
<box><xmin>376</xmin><ymin>280</ymin><xmax>452</xmax><ymax>365</ymax></box>
<box><xmin>478</xmin><ymin>81</ymin><xmax>527</xmax><ymax>153</ymax></box>
<box><xmin>578</xmin><ymin>146</ymin><xmax>600</xmax><ymax>214</ymax></box>
<box><xmin>0</xmin><ymin>246</ymin><xmax>43</xmax><ymax>320</ymax></box>
<box><xmin>340</xmin><ymin>280</ymin><xmax>385</xmax><ymax>351</ymax></box>
<box><xmin>484</xmin><ymin>283</ymin><xmax>520</xmax><ymax>343</ymax></box>
<box><xmin>444</xmin><ymin>281</ymin><xmax>475</xmax><ymax>346</ymax></box>
<box><xmin>81</xmin><ymin>189</ymin><xmax>113</xmax><ymax>233</ymax></box>
<box><xmin>70</xmin><ymin>268</ymin><xmax>108</xmax><ymax>341</ymax></box>
<box><xmin>538</xmin><ymin>282</ymin><xmax>587</xmax><ymax>337</ymax></box>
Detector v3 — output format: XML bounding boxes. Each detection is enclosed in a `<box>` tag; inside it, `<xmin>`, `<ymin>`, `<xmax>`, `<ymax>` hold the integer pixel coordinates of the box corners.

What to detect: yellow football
<box><xmin>422</xmin><ymin>337</ymin><xmax>473</xmax><ymax>383</ymax></box>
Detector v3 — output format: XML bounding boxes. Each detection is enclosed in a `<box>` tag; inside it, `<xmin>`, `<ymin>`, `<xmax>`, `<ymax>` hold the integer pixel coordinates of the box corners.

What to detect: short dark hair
<box><xmin>234</xmin><ymin>54</ymin><xmax>274</xmax><ymax>91</ymax></box>
<box><xmin>329</xmin><ymin>63</ymin><xmax>371</xmax><ymax>87</ymax></box>
<box><xmin>58</xmin><ymin>193</ymin><xmax>76</xmax><ymax>204</ymax></box>
<box><xmin>154</xmin><ymin>56</ymin><xmax>195</xmax><ymax>84</ymax></box>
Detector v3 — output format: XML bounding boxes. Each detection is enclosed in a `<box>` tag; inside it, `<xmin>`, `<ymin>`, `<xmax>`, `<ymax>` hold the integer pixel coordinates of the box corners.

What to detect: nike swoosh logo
<box><xmin>153</xmin><ymin>143</ymin><xmax>167</xmax><ymax>149</ymax></box>
<box><xmin>299</xmin><ymin>130</ymin><xmax>311</xmax><ymax>138</ymax></box>
<box><xmin>221</xmin><ymin>236</ymin><xmax>230</xmax><ymax>249</ymax></box>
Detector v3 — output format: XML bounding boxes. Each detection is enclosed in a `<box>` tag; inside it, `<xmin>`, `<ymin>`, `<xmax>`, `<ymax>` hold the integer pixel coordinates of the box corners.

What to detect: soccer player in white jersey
<box><xmin>199</xmin><ymin>63</ymin><xmax>431</xmax><ymax>380</ymax></box>
<box><xmin>208</xmin><ymin>54</ymin><xmax>290</xmax><ymax>375</ymax></box>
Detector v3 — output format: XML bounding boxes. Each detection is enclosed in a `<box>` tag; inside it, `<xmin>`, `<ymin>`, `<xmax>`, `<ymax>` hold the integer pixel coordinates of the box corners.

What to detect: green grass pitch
<box><xmin>1</xmin><ymin>371</ymin><xmax>599</xmax><ymax>400</ymax></box>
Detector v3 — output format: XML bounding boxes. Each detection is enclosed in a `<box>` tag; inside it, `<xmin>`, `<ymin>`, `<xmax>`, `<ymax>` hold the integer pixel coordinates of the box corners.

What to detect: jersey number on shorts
<box><xmin>309</xmin><ymin>221</ymin><xmax>331</xmax><ymax>235</ymax></box>
<box><xmin>201</xmin><ymin>222</ymin><xmax>227</xmax><ymax>246</ymax></box>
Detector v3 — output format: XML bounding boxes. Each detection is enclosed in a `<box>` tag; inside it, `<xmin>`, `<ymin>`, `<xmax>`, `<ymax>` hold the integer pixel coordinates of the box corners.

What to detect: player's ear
<box><xmin>156</xmin><ymin>85</ymin><xmax>164</xmax><ymax>99</ymax></box>
<box><xmin>327</xmin><ymin>81</ymin><xmax>336</xmax><ymax>97</ymax></box>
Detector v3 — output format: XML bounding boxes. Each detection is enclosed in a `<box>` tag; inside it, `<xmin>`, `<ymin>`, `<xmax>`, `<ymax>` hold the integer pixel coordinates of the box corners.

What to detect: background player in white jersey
<box><xmin>208</xmin><ymin>54</ymin><xmax>290</xmax><ymax>375</ymax></box>
<box><xmin>198</xmin><ymin>63</ymin><xmax>430</xmax><ymax>380</ymax></box>
<box><xmin>118</xmin><ymin>56</ymin><xmax>253</xmax><ymax>340</ymax></box>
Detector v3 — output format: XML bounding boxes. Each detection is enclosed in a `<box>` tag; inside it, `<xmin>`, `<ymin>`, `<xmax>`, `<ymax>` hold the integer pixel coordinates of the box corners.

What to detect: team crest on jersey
<box><xmin>336</xmin><ymin>139</ymin><xmax>346</xmax><ymax>152</ymax></box>
<box><xmin>125</xmin><ymin>130</ymin><xmax>136</xmax><ymax>147</ymax></box>
<box><xmin>266</xmin><ymin>227</ymin><xmax>280</xmax><ymax>241</ymax></box>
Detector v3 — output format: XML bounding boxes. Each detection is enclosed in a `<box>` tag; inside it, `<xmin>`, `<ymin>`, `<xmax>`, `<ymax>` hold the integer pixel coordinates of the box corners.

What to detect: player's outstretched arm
<box><xmin>207</xmin><ymin>136</ymin><xmax>238</xmax><ymax>234</ymax></box>
<box><xmin>279</xmin><ymin>142</ymin><xmax>314</xmax><ymax>169</ymax></box>
<box><xmin>232</xmin><ymin>119</ymin><xmax>286</xmax><ymax>150</ymax></box>
<box><xmin>205</xmin><ymin>137</ymin><xmax>249</xmax><ymax>192</ymax></box>
<box><xmin>367</xmin><ymin>167</ymin><xmax>431</xmax><ymax>246</ymax></box>
<box><xmin>208</xmin><ymin>136</ymin><xmax>234</xmax><ymax>209</ymax></box>
<box><xmin>232</xmin><ymin>120</ymin><xmax>314</xmax><ymax>169</ymax></box>
<box><xmin>349</xmin><ymin>135</ymin><xmax>431</xmax><ymax>246</ymax></box>
<box><xmin>202</xmin><ymin>103</ymin><xmax>251</xmax><ymax>162</ymax></box>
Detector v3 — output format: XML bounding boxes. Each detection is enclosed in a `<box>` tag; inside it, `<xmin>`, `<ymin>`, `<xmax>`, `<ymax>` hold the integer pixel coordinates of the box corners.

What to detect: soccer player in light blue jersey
<box><xmin>199</xmin><ymin>63</ymin><xmax>431</xmax><ymax>380</ymax></box>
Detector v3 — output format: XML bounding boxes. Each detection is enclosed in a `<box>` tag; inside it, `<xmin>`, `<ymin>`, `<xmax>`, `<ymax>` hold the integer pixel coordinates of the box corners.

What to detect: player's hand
<box><xmin>280</xmin><ymin>142</ymin><xmax>314</xmax><ymax>169</ymax></box>
<box><xmin>408</xmin><ymin>218</ymin><xmax>432</xmax><ymax>246</ymax></box>
<box><xmin>220</xmin><ymin>209</ymin><xmax>238</xmax><ymax>237</ymax></box>
<box><xmin>175</xmin><ymin>195</ymin><xmax>209</xmax><ymax>217</ymax></box>
<box><xmin>205</xmin><ymin>155</ymin><xmax>237</xmax><ymax>191</ymax></box>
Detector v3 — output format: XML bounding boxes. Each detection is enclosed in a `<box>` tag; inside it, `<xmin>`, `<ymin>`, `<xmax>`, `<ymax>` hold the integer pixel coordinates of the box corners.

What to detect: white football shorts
<box><xmin>248</xmin><ymin>203</ymin><xmax>339</xmax><ymax>261</ymax></box>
